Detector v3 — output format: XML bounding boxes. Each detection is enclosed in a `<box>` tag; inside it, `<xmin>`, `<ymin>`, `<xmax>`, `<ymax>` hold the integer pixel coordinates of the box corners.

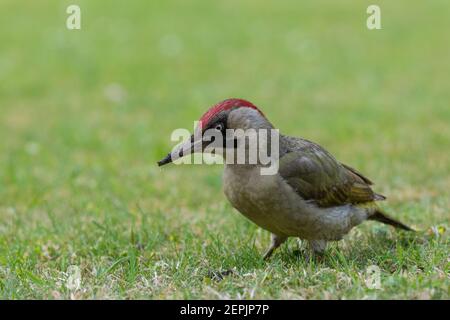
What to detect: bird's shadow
<box><xmin>275</xmin><ymin>229</ymin><xmax>422</xmax><ymax>270</ymax></box>
<box><xmin>201</xmin><ymin>229</ymin><xmax>426</xmax><ymax>282</ymax></box>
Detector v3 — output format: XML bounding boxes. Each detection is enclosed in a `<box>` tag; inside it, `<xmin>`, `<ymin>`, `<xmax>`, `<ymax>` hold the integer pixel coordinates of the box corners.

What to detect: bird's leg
<box><xmin>307</xmin><ymin>240</ymin><xmax>327</xmax><ymax>257</ymax></box>
<box><xmin>263</xmin><ymin>234</ymin><xmax>287</xmax><ymax>260</ymax></box>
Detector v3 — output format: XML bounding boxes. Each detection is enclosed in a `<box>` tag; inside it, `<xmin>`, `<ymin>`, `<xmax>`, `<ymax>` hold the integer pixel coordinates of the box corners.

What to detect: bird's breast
<box><xmin>222</xmin><ymin>165</ymin><xmax>367</xmax><ymax>239</ymax></box>
<box><xmin>223</xmin><ymin>164</ymin><xmax>313</xmax><ymax>236</ymax></box>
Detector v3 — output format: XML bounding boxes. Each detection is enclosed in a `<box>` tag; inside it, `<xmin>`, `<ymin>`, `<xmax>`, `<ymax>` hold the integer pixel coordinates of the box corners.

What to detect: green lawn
<box><xmin>0</xmin><ymin>0</ymin><xmax>449</xmax><ymax>299</ymax></box>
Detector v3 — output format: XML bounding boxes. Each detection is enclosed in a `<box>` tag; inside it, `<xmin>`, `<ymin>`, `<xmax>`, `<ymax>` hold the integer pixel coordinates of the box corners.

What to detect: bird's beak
<box><xmin>157</xmin><ymin>153</ymin><xmax>173</xmax><ymax>167</ymax></box>
<box><xmin>157</xmin><ymin>134</ymin><xmax>203</xmax><ymax>167</ymax></box>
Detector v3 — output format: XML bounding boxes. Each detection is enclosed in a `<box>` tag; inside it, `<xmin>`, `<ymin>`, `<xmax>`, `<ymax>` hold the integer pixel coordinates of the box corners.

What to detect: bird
<box><xmin>158</xmin><ymin>98</ymin><xmax>413</xmax><ymax>259</ymax></box>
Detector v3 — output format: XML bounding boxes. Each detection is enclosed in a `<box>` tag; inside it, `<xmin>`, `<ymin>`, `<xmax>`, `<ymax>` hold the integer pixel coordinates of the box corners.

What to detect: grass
<box><xmin>0</xmin><ymin>0</ymin><xmax>449</xmax><ymax>299</ymax></box>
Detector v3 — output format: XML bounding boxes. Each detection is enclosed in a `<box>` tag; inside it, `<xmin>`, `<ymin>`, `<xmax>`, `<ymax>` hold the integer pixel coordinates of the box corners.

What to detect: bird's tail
<box><xmin>369</xmin><ymin>210</ymin><xmax>415</xmax><ymax>231</ymax></box>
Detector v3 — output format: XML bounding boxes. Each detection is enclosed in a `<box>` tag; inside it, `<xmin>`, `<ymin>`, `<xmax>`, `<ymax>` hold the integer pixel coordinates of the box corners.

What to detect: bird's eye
<box><xmin>215</xmin><ymin>123</ymin><xmax>223</xmax><ymax>131</ymax></box>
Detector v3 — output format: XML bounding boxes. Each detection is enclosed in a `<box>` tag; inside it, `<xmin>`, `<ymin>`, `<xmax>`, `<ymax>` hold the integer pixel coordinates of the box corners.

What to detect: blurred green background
<box><xmin>0</xmin><ymin>0</ymin><xmax>448</xmax><ymax>299</ymax></box>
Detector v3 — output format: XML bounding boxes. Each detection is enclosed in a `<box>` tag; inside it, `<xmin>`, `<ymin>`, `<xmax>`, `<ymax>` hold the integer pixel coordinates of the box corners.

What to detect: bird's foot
<box><xmin>263</xmin><ymin>234</ymin><xmax>287</xmax><ymax>260</ymax></box>
<box><xmin>294</xmin><ymin>239</ymin><xmax>327</xmax><ymax>262</ymax></box>
<box><xmin>308</xmin><ymin>240</ymin><xmax>327</xmax><ymax>254</ymax></box>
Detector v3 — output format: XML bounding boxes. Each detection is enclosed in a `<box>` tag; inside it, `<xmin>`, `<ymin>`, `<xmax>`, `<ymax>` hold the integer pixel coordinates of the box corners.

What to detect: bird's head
<box><xmin>157</xmin><ymin>98</ymin><xmax>272</xmax><ymax>166</ymax></box>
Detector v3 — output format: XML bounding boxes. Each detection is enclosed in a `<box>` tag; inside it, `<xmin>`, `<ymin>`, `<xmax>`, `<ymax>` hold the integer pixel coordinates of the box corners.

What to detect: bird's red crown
<box><xmin>199</xmin><ymin>98</ymin><xmax>264</xmax><ymax>127</ymax></box>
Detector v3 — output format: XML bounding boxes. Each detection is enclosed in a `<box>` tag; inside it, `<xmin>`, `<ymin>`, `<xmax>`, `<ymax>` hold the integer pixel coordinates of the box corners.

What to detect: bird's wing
<box><xmin>278</xmin><ymin>137</ymin><xmax>384</xmax><ymax>207</ymax></box>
